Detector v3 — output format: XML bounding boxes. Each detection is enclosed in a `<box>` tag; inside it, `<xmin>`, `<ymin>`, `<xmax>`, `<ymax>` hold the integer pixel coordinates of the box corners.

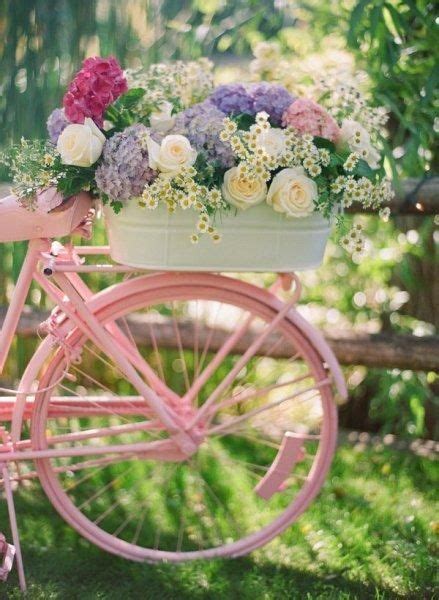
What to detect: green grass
<box><xmin>1</xmin><ymin>442</ymin><xmax>437</xmax><ymax>600</ymax></box>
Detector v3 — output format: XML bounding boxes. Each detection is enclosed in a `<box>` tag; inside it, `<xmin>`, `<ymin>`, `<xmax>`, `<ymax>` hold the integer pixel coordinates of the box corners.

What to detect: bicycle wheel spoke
<box><xmin>208</xmin><ymin>386</ymin><xmax>326</xmax><ymax>436</ymax></box>
<box><xmin>153</xmin><ymin>464</ymin><xmax>177</xmax><ymax>551</ymax></box>
<box><xmin>195</xmin><ymin>300</ymin><xmax>223</xmax><ymax>381</ymax></box>
<box><xmin>145</xmin><ymin>319</ymin><xmax>164</xmax><ymax>384</ymax></box>
<box><xmin>171</xmin><ymin>302</ymin><xmax>191</xmax><ymax>393</ymax></box>
<box><xmin>44</xmin><ymin>419</ymin><xmax>162</xmax><ymax>447</ymax></box>
<box><xmin>78</xmin><ymin>465</ymin><xmax>136</xmax><ymax>510</ymax></box>
<box><xmin>209</xmin><ymin>371</ymin><xmax>312</xmax><ymax>416</ymax></box>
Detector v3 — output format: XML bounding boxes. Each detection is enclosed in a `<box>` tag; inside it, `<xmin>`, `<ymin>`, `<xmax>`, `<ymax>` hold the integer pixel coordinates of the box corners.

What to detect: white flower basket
<box><xmin>104</xmin><ymin>199</ymin><xmax>332</xmax><ymax>272</ymax></box>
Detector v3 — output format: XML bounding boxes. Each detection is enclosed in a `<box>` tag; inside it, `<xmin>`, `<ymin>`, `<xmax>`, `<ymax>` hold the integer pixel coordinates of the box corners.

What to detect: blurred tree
<box><xmin>346</xmin><ymin>0</ymin><xmax>438</xmax><ymax>176</ymax></box>
<box><xmin>345</xmin><ymin>0</ymin><xmax>438</xmax><ymax>329</ymax></box>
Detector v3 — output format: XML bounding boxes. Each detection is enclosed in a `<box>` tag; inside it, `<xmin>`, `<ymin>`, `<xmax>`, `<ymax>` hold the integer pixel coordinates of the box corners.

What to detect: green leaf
<box><xmin>232</xmin><ymin>113</ymin><xmax>255</xmax><ymax>130</ymax></box>
<box><xmin>114</xmin><ymin>88</ymin><xmax>146</xmax><ymax>110</ymax></box>
<box><xmin>314</xmin><ymin>136</ymin><xmax>336</xmax><ymax>151</ymax></box>
<box><xmin>383</xmin><ymin>2</ymin><xmax>406</xmax><ymax>39</ymax></box>
<box><xmin>347</xmin><ymin>0</ymin><xmax>370</xmax><ymax>46</ymax></box>
<box><xmin>370</xmin><ymin>4</ymin><xmax>382</xmax><ymax>38</ymax></box>
<box><xmin>354</xmin><ymin>158</ymin><xmax>378</xmax><ymax>179</ymax></box>
<box><xmin>111</xmin><ymin>200</ymin><xmax>123</xmax><ymax>214</ymax></box>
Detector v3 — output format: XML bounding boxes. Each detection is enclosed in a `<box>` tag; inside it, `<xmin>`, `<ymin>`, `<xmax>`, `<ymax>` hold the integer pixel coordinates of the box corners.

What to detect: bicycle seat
<box><xmin>0</xmin><ymin>188</ymin><xmax>93</xmax><ymax>243</ymax></box>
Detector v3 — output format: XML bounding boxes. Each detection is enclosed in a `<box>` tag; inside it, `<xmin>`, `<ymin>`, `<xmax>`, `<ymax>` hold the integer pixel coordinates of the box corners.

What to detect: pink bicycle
<box><xmin>0</xmin><ymin>191</ymin><xmax>346</xmax><ymax>591</ymax></box>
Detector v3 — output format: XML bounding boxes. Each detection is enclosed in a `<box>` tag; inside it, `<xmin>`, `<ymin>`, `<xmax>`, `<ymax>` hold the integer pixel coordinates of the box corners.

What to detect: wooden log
<box><xmin>323</xmin><ymin>331</ymin><xmax>439</xmax><ymax>371</ymax></box>
<box><xmin>1</xmin><ymin>307</ymin><xmax>438</xmax><ymax>372</ymax></box>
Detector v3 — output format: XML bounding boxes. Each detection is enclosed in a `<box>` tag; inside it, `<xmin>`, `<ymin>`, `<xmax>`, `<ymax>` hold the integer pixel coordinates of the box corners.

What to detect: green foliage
<box><xmin>55</xmin><ymin>162</ymin><xmax>98</xmax><ymax>198</ymax></box>
<box><xmin>231</xmin><ymin>113</ymin><xmax>255</xmax><ymax>131</ymax></box>
<box><xmin>105</xmin><ymin>88</ymin><xmax>147</xmax><ymax>130</ymax></box>
<box><xmin>346</xmin><ymin>0</ymin><xmax>439</xmax><ymax>177</ymax></box>
<box><xmin>0</xmin><ymin>139</ymin><xmax>98</xmax><ymax>201</ymax></box>
<box><xmin>1</xmin><ymin>443</ymin><xmax>437</xmax><ymax>597</ymax></box>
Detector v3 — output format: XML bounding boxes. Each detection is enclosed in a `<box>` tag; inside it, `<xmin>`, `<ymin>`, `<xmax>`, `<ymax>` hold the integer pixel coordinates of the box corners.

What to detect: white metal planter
<box><xmin>104</xmin><ymin>199</ymin><xmax>331</xmax><ymax>272</ymax></box>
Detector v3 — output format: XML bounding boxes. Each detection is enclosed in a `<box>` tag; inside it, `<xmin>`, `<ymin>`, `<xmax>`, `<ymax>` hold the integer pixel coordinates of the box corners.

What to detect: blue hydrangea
<box><xmin>171</xmin><ymin>100</ymin><xmax>235</xmax><ymax>168</ymax></box>
<box><xmin>46</xmin><ymin>108</ymin><xmax>69</xmax><ymax>144</ymax></box>
<box><xmin>209</xmin><ymin>84</ymin><xmax>254</xmax><ymax>115</ymax></box>
<box><xmin>208</xmin><ymin>82</ymin><xmax>295</xmax><ymax>126</ymax></box>
<box><xmin>249</xmin><ymin>82</ymin><xmax>295</xmax><ymax>126</ymax></box>
<box><xmin>95</xmin><ymin>124</ymin><xmax>156</xmax><ymax>201</ymax></box>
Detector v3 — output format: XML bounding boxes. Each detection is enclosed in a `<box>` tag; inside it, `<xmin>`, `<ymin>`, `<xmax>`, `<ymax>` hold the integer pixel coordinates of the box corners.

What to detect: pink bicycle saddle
<box><xmin>0</xmin><ymin>188</ymin><xmax>93</xmax><ymax>243</ymax></box>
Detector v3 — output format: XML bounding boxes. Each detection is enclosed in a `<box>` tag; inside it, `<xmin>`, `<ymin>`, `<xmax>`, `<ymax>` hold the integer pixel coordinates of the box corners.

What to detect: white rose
<box><xmin>252</xmin><ymin>126</ymin><xmax>287</xmax><ymax>158</ymax></box>
<box><xmin>267</xmin><ymin>167</ymin><xmax>317</xmax><ymax>218</ymax></box>
<box><xmin>57</xmin><ymin>117</ymin><xmax>105</xmax><ymax>167</ymax></box>
<box><xmin>339</xmin><ymin>119</ymin><xmax>380</xmax><ymax>169</ymax></box>
<box><xmin>147</xmin><ymin>134</ymin><xmax>197</xmax><ymax>175</ymax></box>
<box><xmin>221</xmin><ymin>167</ymin><xmax>267</xmax><ymax>210</ymax></box>
<box><xmin>150</xmin><ymin>101</ymin><xmax>175</xmax><ymax>133</ymax></box>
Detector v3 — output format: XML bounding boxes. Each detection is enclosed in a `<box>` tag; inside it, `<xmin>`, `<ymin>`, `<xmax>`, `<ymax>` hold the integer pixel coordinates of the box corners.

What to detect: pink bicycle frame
<box><xmin>0</xmin><ymin>238</ymin><xmax>346</xmax><ymax>592</ymax></box>
<box><xmin>1</xmin><ymin>240</ymin><xmax>202</xmax><ymax>452</ymax></box>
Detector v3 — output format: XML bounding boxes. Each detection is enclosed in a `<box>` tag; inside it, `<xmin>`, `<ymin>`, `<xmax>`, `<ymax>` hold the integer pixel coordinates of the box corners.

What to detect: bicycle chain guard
<box><xmin>254</xmin><ymin>432</ymin><xmax>305</xmax><ymax>500</ymax></box>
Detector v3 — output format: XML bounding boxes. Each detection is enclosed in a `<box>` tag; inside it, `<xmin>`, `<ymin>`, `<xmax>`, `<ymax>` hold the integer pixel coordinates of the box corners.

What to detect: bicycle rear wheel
<box><xmin>31</xmin><ymin>273</ymin><xmax>338</xmax><ymax>561</ymax></box>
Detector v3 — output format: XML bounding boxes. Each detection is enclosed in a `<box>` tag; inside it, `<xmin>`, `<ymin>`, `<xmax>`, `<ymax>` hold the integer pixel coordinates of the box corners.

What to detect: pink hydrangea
<box><xmin>63</xmin><ymin>56</ymin><xmax>127</xmax><ymax>127</ymax></box>
<box><xmin>281</xmin><ymin>98</ymin><xmax>340</xmax><ymax>142</ymax></box>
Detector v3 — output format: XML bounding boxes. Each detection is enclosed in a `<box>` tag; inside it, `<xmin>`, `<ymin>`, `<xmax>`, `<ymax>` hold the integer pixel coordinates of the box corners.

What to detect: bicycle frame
<box><xmin>1</xmin><ymin>239</ymin><xmax>206</xmax><ymax>452</ymax></box>
<box><xmin>0</xmin><ymin>236</ymin><xmax>345</xmax><ymax>591</ymax></box>
<box><xmin>1</xmin><ymin>238</ymin><xmax>319</xmax><ymax>450</ymax></box>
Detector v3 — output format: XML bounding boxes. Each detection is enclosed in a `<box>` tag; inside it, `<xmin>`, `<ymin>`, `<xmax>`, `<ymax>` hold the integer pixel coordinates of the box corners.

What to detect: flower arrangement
<box><xmin>1</xmin><ymin>52</ymin><xmax>393</xmax><ymax>257</ymax></box>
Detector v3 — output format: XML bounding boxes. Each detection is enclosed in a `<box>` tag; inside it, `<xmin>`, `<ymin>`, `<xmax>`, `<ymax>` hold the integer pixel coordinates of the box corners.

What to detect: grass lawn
<box><xmin>1</xmin><ymin>440</ymin><xmax>437</xmax><ymax>599</ymax></box>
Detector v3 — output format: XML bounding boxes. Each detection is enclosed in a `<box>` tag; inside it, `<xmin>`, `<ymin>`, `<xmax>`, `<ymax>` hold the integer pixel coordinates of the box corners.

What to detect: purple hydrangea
<box><xmin>46</xmin><ymin>108</ymin><xmax>70</xmax><ymax>143</ymax></box>
<box><xmin>95</xmin><ymin>124</ymin><xmax>156</xmax><ymax>201</ymax></box>
<box><xmin>209</xmin><ymin>83</ymin><xmax>254</xmax><ymax>115</ymax></box>
<box><xmin>170</xmin><ymin>100</ymin><xmax>235</xmax><ymax>168</ymax></box>
<box><xmin>208</xmin><ymin>82</ymin><xmax>295</xmax><ymax>126</ymax></box>
<box><xmin>249</xmin><ymin>82</ymin><xmax>295</xmax><ymax>126</ymax></box>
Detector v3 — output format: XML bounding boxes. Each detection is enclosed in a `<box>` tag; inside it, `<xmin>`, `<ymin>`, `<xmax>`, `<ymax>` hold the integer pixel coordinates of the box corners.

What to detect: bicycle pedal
<box><xmin>0</xmin><ymin>534</ymin><xmax>15</xmax><ymax>582</ymax></box>
<box><xmin>254</xmin><ymin>432</ymin><xmax>305</xmax><ymax>501</ymax></box>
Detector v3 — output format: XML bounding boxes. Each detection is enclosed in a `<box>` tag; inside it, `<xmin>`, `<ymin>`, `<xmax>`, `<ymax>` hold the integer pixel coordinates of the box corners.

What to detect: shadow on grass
<box><xmin>1</xmin><ymin>491</ymin><xmax>402</xmax><ymax>600</ymax></box>
<box><xmin>3</xmin><ymin>544</ymin><xmax>388</xmax><ymax>600</ymax></box>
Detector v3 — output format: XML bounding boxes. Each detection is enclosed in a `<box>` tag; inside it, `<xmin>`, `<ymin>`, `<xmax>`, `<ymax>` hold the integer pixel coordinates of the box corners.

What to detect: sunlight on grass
<box><xmin>1</xmin><ymin>442</ymin><xmax>437</xmax><ymax>599</ymax></box>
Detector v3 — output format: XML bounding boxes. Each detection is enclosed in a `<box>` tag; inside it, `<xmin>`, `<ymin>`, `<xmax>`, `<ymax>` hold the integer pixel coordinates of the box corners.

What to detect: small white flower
<box><xmin>339</xmin><ymin>119</ymin><xmax>380</xmax><ymax>169</ymax></box>
<box><xmin>57</xmin><ymin>118</ymin><xmax>105</xmax><ymax>167</ymax></box>
<box><xmin>379</xmin><ymin>206</ymin><xmax>391</xmax><ymax>222</ymax></box>
<box><xmin>197</xmin><ymin>219</ymin><xmax>209</xmax><ymax>233</ymax></box>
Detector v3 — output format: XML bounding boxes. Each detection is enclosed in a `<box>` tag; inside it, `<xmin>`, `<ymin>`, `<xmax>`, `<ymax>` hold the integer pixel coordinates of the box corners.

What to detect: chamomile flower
<box><xmin>343</xmin><ymin>152</ymin><xmax>360</xmax><ymax>172</ymax></box>
<box><xmin>210</xmin><ymin>231</ymin><xmax>222</xmax><ymax>243</ymax></box>
<box><xmin>379</xmin><ymin>206</ymin><xmax>391</xmax><ymax>222</ymax></box>
<box><xmin>197</xmin><ymin>219</ymin><xmax>209</xmax><ymax>233</ymax></box>
<box><xmin>43</xmin><ymin>153</ymin><xmax>55</xmax><ymax>167</ymax></box>
<box><xmin>145</xmin><ymin>197</ymin><xmax>159</xmax><ymax>209</ymax></box>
